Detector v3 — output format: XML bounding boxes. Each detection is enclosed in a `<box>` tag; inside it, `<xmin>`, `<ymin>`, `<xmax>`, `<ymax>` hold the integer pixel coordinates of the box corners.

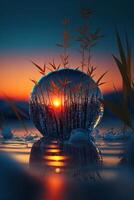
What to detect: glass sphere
<box><xmin>29</xmin><ymin>69</ymin><xmax>103</xmax><ymax>140</ymax></box>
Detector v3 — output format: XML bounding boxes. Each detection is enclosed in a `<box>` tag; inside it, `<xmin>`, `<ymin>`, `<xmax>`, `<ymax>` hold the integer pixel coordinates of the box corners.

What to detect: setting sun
<box><xmin>53</xmin><ymin>98</ymin><xmax>61</xmax><ymax>108</ymax></box>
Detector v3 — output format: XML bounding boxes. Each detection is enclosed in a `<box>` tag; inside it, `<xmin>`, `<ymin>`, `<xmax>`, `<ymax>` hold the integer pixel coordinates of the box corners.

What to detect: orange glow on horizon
<box><xmin>0</xmin><ymin>54</ymin><xmax>124</xmax><ymax>101</ymax></box>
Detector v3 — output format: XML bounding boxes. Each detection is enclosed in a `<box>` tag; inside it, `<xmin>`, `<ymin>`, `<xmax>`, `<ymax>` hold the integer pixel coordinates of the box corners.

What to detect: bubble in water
<box><xmin>29</xmin><ymin>69</ymin><xmax>103</xmax><ymax>140</ymax></box>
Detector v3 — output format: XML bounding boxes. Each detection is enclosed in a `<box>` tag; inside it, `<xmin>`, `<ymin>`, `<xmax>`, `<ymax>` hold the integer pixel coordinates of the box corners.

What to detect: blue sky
<box><xmin>1</xmin><ymin>0</ymin><xmax>134</xmax><ymax>55</ymax></box>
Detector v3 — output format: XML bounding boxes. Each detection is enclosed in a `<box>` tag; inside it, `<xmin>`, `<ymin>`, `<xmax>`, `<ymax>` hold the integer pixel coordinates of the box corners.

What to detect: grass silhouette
<box><xmin>104</xmin><ymin>31</ymin><xmax>133</xmax><ymax>130</ymax></box>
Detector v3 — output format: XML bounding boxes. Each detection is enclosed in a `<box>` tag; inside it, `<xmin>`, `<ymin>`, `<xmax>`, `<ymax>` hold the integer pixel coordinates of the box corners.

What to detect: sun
<box><xmin>55</xmin><ymin>167</ymin><xmax>61</xmax><ymax>174</ymax></box>
<box><xmin>53</xmin><ymin>98</ymin><xmax>61</xmax><ymax>108</ymax></box>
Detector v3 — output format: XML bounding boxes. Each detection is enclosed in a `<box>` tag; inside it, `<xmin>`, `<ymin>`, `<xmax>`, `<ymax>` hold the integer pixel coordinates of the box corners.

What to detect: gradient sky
<box><xmin>0</xmin><ymin>0</ymin><xmax>134</xmax><ymax>100</ymax></box>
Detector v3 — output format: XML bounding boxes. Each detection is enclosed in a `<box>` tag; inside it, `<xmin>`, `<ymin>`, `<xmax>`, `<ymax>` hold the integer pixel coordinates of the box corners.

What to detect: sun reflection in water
<box><xmin>46</xmin><ymin>149</ymin><xmax>61</xmax><ymax>153</ymax></box>
<box><xmin>55</xmin><ymin>167</ymin><xmax>61</xmax><ymax>174</ymax></box>
<box><xmin>43</xmin><ymin>140</ymin><xmax>69</xmax><ymax>173</ymax></box>
<box><xmin>44</xmin><ymin>155</ymin><xmax>68</xmax><ymax>161</ymax></box>
<box><xmin>45</xmin><ymin>174</ymin><xmax>65</xmax><ymax>200</ymax></box>
<box><xmin>46</xmin><ymin>161</ymin><xmax>66</xmax><ymax>167</ymax></box>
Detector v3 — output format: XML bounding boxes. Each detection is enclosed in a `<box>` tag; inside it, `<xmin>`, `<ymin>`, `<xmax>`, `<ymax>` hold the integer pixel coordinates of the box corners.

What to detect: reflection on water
<box><xmin>45</xmin><ymin>174</ymin><xmax>65</xmax><ymax>200</ymax></box>
<box><xmin>1</xmin><ymin>121</ymin><xmax>134</xmax><ymax>200</ymax></box>
<box><xmin>0</xmin><ymin>122</ymin><xmax>127</xmax><ymax>178</ymax></box>
<box><xmin>0</xmin><ymin>135</ymin><xmax>126</xmax><ymax>167</ymax></box>
<box><xmin>43</xmin><ymin>140</ymin><xmax>69</xmax><ymax>172</ymax></box>
<box><xmin>0</xmin><ymin>124</ymin><xmax>129</xmax><ymax>200</ymax></box>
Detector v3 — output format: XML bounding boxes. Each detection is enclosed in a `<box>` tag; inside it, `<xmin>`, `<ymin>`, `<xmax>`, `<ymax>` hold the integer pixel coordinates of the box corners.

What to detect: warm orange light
<box><xmin>53</xmin><ymin>98</ymin><xmax>61</xmax><ymax>108</ymax></box>
<box><xmin>44</xmin><ymin>155</ymin><xmax>68</xmax><ymax>161</ymax></box>
<box><xmin>46</xmin><ymin>149</ymin><xmax>61</xmax><ymax>153</ymax></box>
<box><xmin>55</xmin><ymin>168</ymin><xmax>61</xmax><ymax>174</ymax></box>
<box><xmin>46</xmin><ymin>174</ymin><xmax>64</xmax><ymax>200</ymax></box>
<box><xmin>45</xmin><ymin>144</ymin><xmax>59</xmax><ymax>149</ymax></box>
<box><xmin>46</xmin><ymin>161</ymin><xmax>66</xmax><ymax>167</ymax></box>
<box><xmin>0</xmin><ymin>54</ymin><xmax>123</xmax><ymax>101</ymax></box>
<box><xmin>44</xmin><ymin>142</ymin><xmax>68</xmax><ymax>173</ymax></box>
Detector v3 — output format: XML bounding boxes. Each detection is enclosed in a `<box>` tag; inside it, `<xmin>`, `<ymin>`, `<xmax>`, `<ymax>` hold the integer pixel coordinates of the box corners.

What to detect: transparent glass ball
<box><xmin>29</xmin><ymin>69</ymin><xmax>103</xmax><ymax>140</ymax></box>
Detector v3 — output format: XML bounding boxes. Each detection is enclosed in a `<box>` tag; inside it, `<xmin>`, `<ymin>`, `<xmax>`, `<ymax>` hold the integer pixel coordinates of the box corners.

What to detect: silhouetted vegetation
<box><xmin>103</xmin><ymin>31</ymin><xmax>134</xmax><ymax>130</ymax></box>
<box><xmin>31</xmin><ymin>8</ymin><xmax>107</xmax><ymax>88</ymax></box>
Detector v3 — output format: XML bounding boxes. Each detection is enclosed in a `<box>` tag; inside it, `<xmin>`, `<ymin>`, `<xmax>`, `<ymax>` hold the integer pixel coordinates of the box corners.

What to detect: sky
<box><xmin>0</xmin><ymin>0</ymin><xmax>134</xmax><ymax>100</ymax></box>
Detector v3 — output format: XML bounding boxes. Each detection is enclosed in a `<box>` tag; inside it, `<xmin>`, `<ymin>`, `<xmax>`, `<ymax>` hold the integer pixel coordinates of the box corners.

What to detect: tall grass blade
<box><xmin>112</xmin><ymin>55</ymin><xmax>131</xmax><ymax>91</ymax></box>
<box><xmin>115</xmin><ymin>30</ymin><xmax>127</xmax><ymax>66</ymax></box>
<box><xmin>96</xmin><ymin>71</ymin><xmax>108</xmax><ymax>85</ymax></box>
<box><xmin>125</xmin><ymin>33</ymin><xmax>131</xmax><ymax>74</ymax></box>
<box><xmin>31</xmin><ymin>61</ymin><xmax>43</xmax><ymax>72</ymax></box>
